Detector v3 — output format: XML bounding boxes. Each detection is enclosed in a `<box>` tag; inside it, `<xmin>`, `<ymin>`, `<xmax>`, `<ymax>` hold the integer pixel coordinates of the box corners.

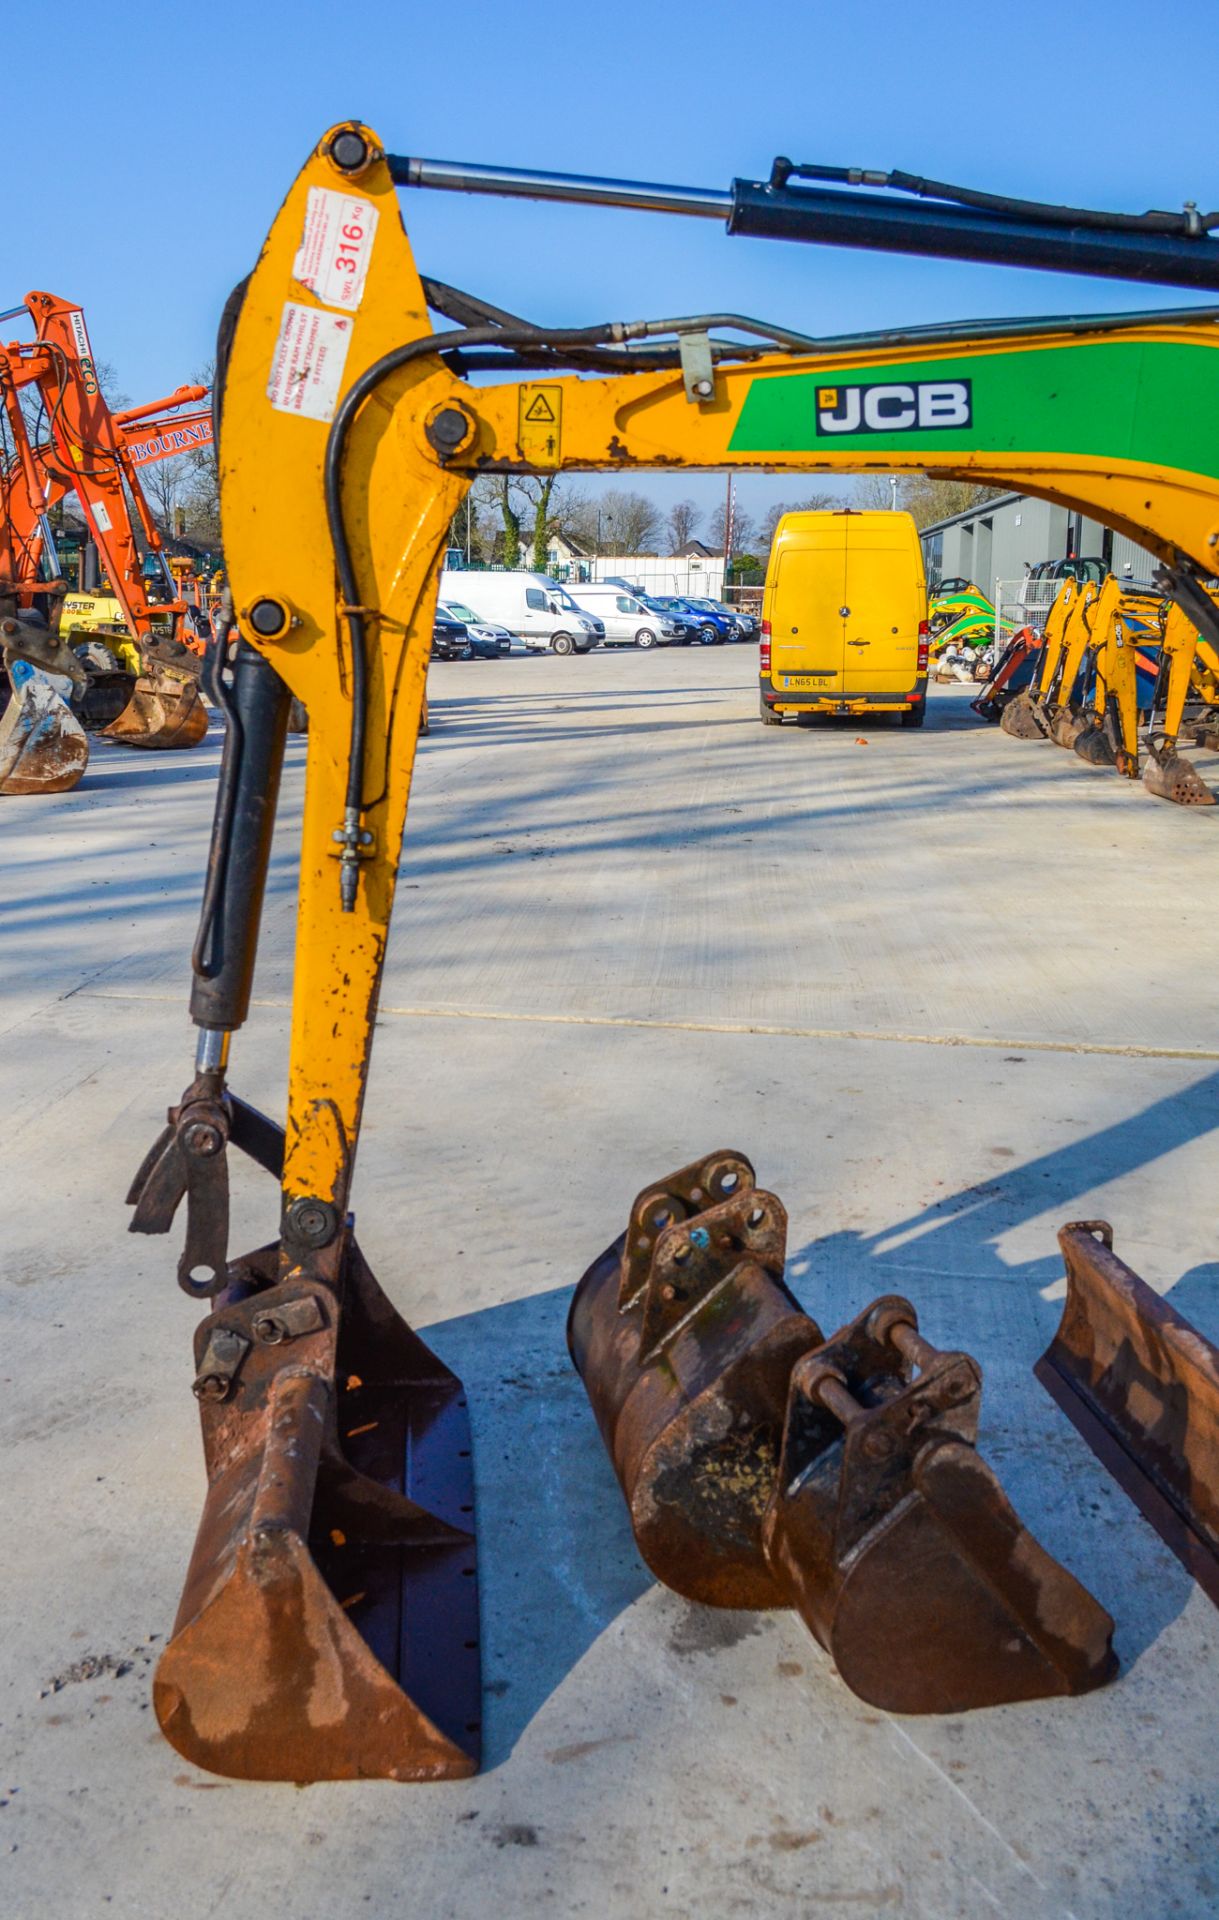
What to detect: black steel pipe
<box><xmin>728</xmin><ymin>179</ymin><xmax>1219</xmax><ymax>292</ymax></box>
<box><xmin>189</xmin><ymin>641</ymin><xmax>290</xmax><ymax>1032</ymax></box>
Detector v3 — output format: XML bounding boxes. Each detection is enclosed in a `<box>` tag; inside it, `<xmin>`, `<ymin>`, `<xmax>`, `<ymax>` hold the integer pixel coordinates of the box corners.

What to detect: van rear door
<box><xmin>842</xmin><ymin>519</ymin><xmax>924</xmax><ymax>694</ymax></box>
<box><xmin>771</xmin><ymin>528</ymin><xmax>847</xmax><ymax>692</ymax></box>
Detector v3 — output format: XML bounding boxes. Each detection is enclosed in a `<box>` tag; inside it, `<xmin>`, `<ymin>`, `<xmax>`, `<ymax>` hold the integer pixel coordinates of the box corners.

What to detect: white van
<box><xmin>438</xmin><ymin>570</ymin><xmax>602</xmax><ymax>654</ymax></box>
<box><xmin>570</xmin><ymin>584</ymin><xmax>679</xmax><ymax>648</ymax></box>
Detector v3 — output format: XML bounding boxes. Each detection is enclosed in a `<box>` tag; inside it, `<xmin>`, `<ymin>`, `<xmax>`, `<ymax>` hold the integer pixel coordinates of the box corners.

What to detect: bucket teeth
<box><xmin>572</xmin><ymin>1157</ymin><xmax>1118</xmax><ymax>1710</ymax></box>
<box><xmin>1038</xmin><ymin>1222</ymin><xmax>1219</xmax><ymax>1608</ymax></box>
<box><xmin>157</xmin><ymin>1239</ymin><xmax>480</xmax><ymax>1781</ymax></box>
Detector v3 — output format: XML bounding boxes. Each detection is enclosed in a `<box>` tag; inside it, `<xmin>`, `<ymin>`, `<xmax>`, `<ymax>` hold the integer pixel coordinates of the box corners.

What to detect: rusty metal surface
<box><xmin>568</xmin><ymin>1153</ymin><xmax>823</xmax><ymax>1606</ymax></box>
<box><xmin>1142</xmin><ymin>747</ymin><xmax>1216</xmax><ymax>806</ymax></box>
<box><xmin>1038</xmin><ymin>1221</ymin><xmax>1219</xmax><ymax>1607</ymax></box>
<box><xmin>101</xmin><ymin>670</ymin><xmax>208</xmax><ymax>749</ymax></box>
<box><xmin>764</xmin><ymin>1299</ymin><xmax>1117</xmax><ymax>1712</ymax></box>
<box><xmin>0</xmin><ymin>673</ymin><xmax>88</xmax><ymax>793</ymax></box>
<box><xmin>998</xmin><ymin>690</ymin><xmax>1049</xmax><ymax>739</ymax></box>
<box><xmin>1071</xmin><ymin>718</ymin><xmax>1118</xmax><ymax>764</ymax></box>
<box><xmin>1050</xmin><ymin>705</ymin><xmax>1090</xmax><ymax>749</ymax></box>
<box><xmin>155</xmin><ymin>1233</ymin><xmax>480</xmax><ymax>1781</ymax></box>
<box><xmin>572</xmin><ymin>1156</ymin><xmax>1118</xmax><ymax>1712</ymax></box>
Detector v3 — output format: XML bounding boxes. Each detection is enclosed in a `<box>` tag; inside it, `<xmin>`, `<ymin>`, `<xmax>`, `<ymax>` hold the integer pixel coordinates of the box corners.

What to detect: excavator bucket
<box><xmin>999</xmin><ymin>690</ymin><xmax>1048</xmax><ymax>738</ymax></box>
<box><xmin>1142</xmin><ymin>743</ymin><xmax>1216</xmax><ymax>806</ymax></box>
<box><xmin>0</xmin><ymin>670</ymin><xmax>88</xmax><ymax>794</ymax></box>
<box><xmin>1049</xmin><ymin>704</ymin><xmax>1090</xmax><ymax>749</ymax></box>
<box><xmin>102</xmin><ymin>666</ymin><xmax>209</xmax><ymax>750</ymax></box>
<box><xmin>1072</xmin><ymin>717</ymin><xmax>1118</xmax><ymax>765</ymax></box>
<box><xmin>153</xmin><ymin>1238</ymin><xmax>481</xmax><ymax>1781</ymax></box>
<box><xmin>1037</xmin><ymin>1221</ymin><xmax>1219</xmax><ymax>1606</ymax></box>
<box><xmin>763</xmin><ymin>1298</ymin><xmax>1117</xmax><ymax>1711</ymax></box>
<box><xmin>567</xmin><ymin>1151</ymin><xmax>822</xmax><ymax>1605</ymax></box>
<box><xmin>571</xmin><ymin>1155</ymin><xmax>1117</xmax><ymax>1709</ymax></box>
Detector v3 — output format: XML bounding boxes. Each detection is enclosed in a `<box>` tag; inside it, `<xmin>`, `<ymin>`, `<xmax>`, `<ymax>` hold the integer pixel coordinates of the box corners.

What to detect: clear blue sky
<box><xmin>10</xmin><ymin>0</ymin><xmax>1215</xmax><ymax>530</ymax></box>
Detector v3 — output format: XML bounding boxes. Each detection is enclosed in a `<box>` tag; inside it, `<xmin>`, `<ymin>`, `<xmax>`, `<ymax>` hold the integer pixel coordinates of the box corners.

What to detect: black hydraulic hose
<box><xmin>323</xmin><ymin>315</ymin><xmax>647</xmax><ymax>910</ymax></box>
<box><xmin>769</xmin><ymin>157</ymin><xmax>1219</xmax><ymax>236</ymax></box>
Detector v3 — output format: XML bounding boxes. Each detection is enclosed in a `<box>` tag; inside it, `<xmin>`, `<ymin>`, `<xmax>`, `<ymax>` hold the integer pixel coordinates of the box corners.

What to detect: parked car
<box><xmin>637</xmin><ymin>595</ymin><xmax>698</xmax><ymax>644</ymax></box>
<box><xmin>439</xmin><ymin>599</ymin><xmax>512</xmax><ymax>658</ymax></box>
<box><xmin>649</xmin><ymin>596</ymin><xmax>729</xmax><ymax>644</ymax></box>
<box><xmin>684</xmin><ymin>595</ymin><xmax>753</xmax><ymax>639</ymax></box>
<box><xmin>438</xmin><ymin>569</ymin><xmax>602</xmax><ymax>653</ymax></box>
<box><xmin>569</xmin><ymin>584</ymin><xmax>680</xmax><ymax>647</ymax></box>
<box><xmin>432</xmin><ymin>610</ymin><xmax>471</xmax><ymax>659</ymax></box>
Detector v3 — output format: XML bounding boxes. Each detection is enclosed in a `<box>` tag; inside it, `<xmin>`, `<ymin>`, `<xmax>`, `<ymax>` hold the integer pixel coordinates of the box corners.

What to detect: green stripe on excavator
<box><xmin>728</xmin><ymin>340</ymin><xmax>1219</xmax><ymax>479</ymax></box>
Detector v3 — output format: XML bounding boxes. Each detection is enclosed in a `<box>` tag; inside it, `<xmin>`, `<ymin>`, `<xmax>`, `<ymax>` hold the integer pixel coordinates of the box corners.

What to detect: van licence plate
<box><xmin>781</xmin><ymin>674</ymin><xmax>834</xmax><ymax>689</ymax></box>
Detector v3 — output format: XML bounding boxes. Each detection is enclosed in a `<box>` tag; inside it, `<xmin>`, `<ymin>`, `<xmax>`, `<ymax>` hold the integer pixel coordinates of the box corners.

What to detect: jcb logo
<box><xmin>815</xmin><ymin>379</ymin><xmax>972</xmax><ymax>436</ymax></box>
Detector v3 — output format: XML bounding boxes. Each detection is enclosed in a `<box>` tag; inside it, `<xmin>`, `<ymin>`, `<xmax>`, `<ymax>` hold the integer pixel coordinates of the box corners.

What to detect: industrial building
<box><xmin>920</xmin><ymin>491</ymin><xmax>1156</xmax><ymax>597</ymax></box>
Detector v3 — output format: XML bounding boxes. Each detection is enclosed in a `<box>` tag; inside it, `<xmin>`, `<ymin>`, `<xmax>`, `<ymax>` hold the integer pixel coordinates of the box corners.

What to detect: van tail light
<box><xmin>760</xmin><ymin>620</ymin><xmax>771</xmax><ymax>673</ymax></box>
<box><xmin>917</xmin><ymin>619</ymin><xmax>929</xmax><ymax>673</ymax></box>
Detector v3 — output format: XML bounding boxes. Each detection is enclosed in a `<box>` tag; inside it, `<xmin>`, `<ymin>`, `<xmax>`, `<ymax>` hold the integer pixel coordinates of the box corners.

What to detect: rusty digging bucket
<box><xmin>0</xmin><ymin>664</ymin><xmax>89</xmax><ymax>793</ymax></box>
<box><xmin>999</xmin><ymin>690</ymin><xmax>1050</xmax><ymax>739</ymax></box>
<box><xmin>152</xmin><ymin>1234</ymin><xmax>480</xmax><ymax>1781</ymax></box>
<box><xmin>102</xmin><ymin>664</ymin><xmax>209</xmax><ymax>750</ymax></box>
<box><xmin>569</xmin><ymin>1152</ymin><xmax>1117</xmax><ymax>1713</ymax></box>
<box><xmin>1038</xmin><ymin>1221</ymin><xmax>1219</xmax><ymax>1608</ymax></box>
<box><xmin>1142</xmin><ymin>736</ymin><xmax>1216</xmax><ymax>806</ymax></box>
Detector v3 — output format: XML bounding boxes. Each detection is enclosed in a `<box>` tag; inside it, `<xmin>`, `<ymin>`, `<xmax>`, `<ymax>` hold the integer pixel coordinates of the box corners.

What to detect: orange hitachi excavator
<box><xmin>0</xmin><ymin>292</ymin><xmax>214</xmax><ymax>787</ymax></box>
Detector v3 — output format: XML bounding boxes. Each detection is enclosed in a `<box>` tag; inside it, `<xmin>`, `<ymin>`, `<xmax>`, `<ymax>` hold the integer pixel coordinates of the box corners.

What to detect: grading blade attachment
<box><xmin>1038</xmin><ymin>1221</ymin><xmax>1219</xmax><ymax>1607</ymax></box>
<box><xmin>572</xmin><ymin>1155</ymin><xmax>1118</xmax><ymax>1710</ymax></box>
<box><xmin>764</xmin><ymin>1297</ymin><xmax>1117</xmax><ymax>1711</ymax></box>
<box><xmin>154</xmin><ymin>1236</ymin><xmax>480</xmax><ymax>1781</ymax></box>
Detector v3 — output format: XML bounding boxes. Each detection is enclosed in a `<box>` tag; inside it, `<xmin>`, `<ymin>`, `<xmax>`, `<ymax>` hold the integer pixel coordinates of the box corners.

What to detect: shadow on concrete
<box><xmin>421</xmin><ymin>1275</ymin><xmax>651</xmax><ymax>1770</ymax></box>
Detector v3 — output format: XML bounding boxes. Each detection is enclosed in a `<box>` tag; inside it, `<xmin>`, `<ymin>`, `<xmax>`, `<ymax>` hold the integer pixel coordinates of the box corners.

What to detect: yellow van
<box><xmin>759</xmin><ymin>509</ymin><xmax>929</xmax><ymax>727</ymax></box>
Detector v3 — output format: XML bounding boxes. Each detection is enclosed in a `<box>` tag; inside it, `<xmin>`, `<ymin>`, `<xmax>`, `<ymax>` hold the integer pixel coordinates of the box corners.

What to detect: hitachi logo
<box><xmin>815</xmin><ymin>379</ymin><xmax>972</xmax><ymax>435</ymax></box>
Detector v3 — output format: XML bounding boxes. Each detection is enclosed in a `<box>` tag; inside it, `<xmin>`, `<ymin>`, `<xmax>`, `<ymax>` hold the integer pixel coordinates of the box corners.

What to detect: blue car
<box><xmin>647</xmin><ymin>596</ymin><xmax>729</xmax><ymax>645</ymax></box>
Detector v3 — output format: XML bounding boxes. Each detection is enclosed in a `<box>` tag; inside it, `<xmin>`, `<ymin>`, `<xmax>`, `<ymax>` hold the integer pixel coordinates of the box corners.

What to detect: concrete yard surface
<box><xmin>2</xmin><ymin>648</ymin><xmax>1218</xmax><ymax>1919</ymax></box>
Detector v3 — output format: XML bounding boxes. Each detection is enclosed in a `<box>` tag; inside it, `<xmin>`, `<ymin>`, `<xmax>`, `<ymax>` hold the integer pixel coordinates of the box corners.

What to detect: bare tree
<box><xmin>666</xmin><ymin>497</ymin><xmax>701</xmax><ymax>551</ymax></box>
<box><xmin>707</xmin><ymin>502</ymin><xmax>756</xmax><ymax>556</ymax></box>
<box><xmin>596</xmin><ymin>488</ymin><xmax>661</xmax><ymax>554</ymax></box>
<box><xmin>852</xmin><ymin>473</ymin><xmax>899</xmax><ymax>511</ymax></box>
<box><xmin>897</xmin><ymin>475</ymin><xmax>1004</xmax><ymax>529</ymax></box>
<box><xmin>139</xmin><ymin>452</ymin><xmax>194</xmax><ymax>536</ymax></box>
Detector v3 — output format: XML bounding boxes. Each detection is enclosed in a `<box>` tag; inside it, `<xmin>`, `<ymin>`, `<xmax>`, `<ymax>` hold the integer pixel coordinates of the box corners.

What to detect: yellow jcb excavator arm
<box><xmin>127</xmin><ymin>123</ymin><xmax>1219</xmax><ymax>1782</ymax></box>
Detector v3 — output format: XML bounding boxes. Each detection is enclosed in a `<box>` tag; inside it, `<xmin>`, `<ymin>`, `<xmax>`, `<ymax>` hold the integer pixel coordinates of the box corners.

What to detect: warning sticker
<box><xmin>293</xmin><ymin>187</ymin><xmax>379</xmax><ymax>312</ymax></box>
<box><xmin>91</xmin><ymin>500</ymin><xmax>112</xmax><ymax>533</ymax></box>
<box><xmin>267</xmin><ymin>302</ymin><xmax>354</xmax><ymax>423</ymax></box>
<box><xmin>518</xmin><ymin>385</ymin><xmax>562</xmax><ymax>465</ymax></box>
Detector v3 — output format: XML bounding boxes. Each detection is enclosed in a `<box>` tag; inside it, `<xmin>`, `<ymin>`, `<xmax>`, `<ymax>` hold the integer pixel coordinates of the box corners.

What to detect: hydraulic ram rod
<box><xmin>390</xmin><ymin>155</ymin><xmax>1219</xmax><ymax>291</ymax></box>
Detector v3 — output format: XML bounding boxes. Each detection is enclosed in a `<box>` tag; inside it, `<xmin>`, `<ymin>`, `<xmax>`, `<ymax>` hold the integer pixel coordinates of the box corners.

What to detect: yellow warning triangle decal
<box><xmin>524</xmin><ymin>393</ymin><xmax>556</xmax><ymax>422</ymax></box>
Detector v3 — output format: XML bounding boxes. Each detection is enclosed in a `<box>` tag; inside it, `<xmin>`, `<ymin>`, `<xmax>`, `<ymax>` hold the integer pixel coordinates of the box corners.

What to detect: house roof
<box><xmin>674</xmin><ymin>538</ymin><xmax>716</xmax><ymax>557</ymax></box>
